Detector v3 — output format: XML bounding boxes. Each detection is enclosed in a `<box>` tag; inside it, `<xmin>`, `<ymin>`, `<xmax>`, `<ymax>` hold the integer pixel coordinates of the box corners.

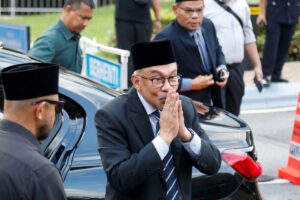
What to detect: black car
<box><xmin>0</xmin><ymin>48</ymin><xmax>263</xmax><ymax>200</ymax></box>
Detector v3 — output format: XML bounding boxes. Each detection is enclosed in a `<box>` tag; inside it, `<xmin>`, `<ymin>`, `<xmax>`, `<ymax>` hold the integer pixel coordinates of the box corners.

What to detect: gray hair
<box><xmin>64</xmin><ymin>0</ymin><xmax>95</xmax><ymax>9</ymax></box>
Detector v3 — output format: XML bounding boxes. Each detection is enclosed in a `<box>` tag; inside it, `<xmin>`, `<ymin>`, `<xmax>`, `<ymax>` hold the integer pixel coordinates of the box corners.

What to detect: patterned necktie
<box><xmin>193</xmin><ymin>31</ymin><xmax>210</xmax><ymax>73</ymax></box>
<box><xmin>152</xmin><ymin>110</ymin><xmax>182</xmax><ymax>200</ymax></box>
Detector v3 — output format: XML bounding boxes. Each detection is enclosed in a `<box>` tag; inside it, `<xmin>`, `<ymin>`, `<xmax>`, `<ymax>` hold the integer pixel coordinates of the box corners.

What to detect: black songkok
<box><xmin>130</xmin><ymin>40</ymin><xmax>176</xmax><ymax>71</ymax></box>
<box><xmin>1</xmin><ymin>63</ymin><xmax>59</xmax><ymax>100</ymax></box>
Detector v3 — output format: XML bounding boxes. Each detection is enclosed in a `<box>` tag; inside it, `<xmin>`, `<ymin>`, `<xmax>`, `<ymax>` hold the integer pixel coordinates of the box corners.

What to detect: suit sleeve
<box><xmin>182</xmin><ymin>97</ymin><xmax>221</xmax><ymax>175</ymax></box>
<box><xmin>95</xmin><ymin>109</ymin><xmax>163</xmax><ymax>193</ymax></box>
<box><xmin>153</xmin><ymin>31</ymin><xmax>168</xmax><ymax>41</ymax></box>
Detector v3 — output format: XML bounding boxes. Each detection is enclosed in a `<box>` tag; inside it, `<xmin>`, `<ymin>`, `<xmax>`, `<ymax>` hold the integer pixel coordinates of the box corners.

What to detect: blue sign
<box><xmin>0</xmin><ymin>23</ymin><xmax>30</xmax><ymax>54</ymax></box>
<box><xmin>86</xmin><ymin>54</ymin><xmax>121</xmax><ymax>89</ymax></box>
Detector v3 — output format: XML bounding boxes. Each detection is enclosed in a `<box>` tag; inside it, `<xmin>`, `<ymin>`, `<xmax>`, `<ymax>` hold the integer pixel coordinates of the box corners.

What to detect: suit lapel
<box><xmin>126</xmin><ymin>88</ymin><xmax>155</xmax><ymax>145</ymax></box>
<box><xmin>174</xmin><ymin>21</ymin><xmax>203</xmax><ymax>65</ymax></box>
<box><xmin>201</xmin><ymin>26</ymin><xmax>216</xmax><ymax>71</ymax></box>
<box><xmin>126</xmin><ymin>88</ymin><xmax>184</xmax><ymax>184</ymax></box>
<box><xmin>126</xmin><ymin>88</ymin><xmax>166</xmax><ymax>179</ymax></box>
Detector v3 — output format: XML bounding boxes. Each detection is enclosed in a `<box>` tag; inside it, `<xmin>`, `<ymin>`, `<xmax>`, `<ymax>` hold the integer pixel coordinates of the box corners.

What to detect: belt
<box><xmin>226</xmin><ymin>63</ymin><xmax>240</xmax><ymax>68</ymax></box>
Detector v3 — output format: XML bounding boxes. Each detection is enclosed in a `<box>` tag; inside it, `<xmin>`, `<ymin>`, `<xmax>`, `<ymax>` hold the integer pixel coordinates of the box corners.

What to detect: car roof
<box><xmin>0</xmin><ymin>48</ymin><xmax>122</xmax><ymax>98</ymax></box>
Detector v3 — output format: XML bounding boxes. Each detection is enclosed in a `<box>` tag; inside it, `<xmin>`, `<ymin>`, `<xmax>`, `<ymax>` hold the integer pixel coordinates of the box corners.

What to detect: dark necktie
<box><xmin>193</xmin><ymin>31</ymin><xmax>210</xmax><ymax>73</ymax></box>
<box><xmin>152</xmin><ymin>110</ymin><xmax>182</xmax><ymax>200</ymax></box>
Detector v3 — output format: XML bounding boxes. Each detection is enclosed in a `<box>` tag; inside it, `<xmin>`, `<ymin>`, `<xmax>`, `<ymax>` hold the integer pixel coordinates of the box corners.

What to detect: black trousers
<box><xmin>262</xmin><ymin>21</ymin><xmax>296</xmax><ymax>77</ymax></box>
<box><xmin>115</xmin><ymin>20</ymin><xmax>152</xmax><ymax>87</ymax></box>
<box><xmin>224</xmin><ymin>64</ymin><xmax>244</xmax><ymax>116</ymax></box>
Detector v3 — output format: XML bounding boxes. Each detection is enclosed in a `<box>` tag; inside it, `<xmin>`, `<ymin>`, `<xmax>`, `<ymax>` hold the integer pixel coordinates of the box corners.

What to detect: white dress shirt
<box><xmin>204</xmin><ymin>0</ymin><xmax>256</xmax><ymax>64</ymax></box>
<box><xmin>137</xmin><ymin>92</ymin><xmax>202</xmax><ymax>160</ymax></box>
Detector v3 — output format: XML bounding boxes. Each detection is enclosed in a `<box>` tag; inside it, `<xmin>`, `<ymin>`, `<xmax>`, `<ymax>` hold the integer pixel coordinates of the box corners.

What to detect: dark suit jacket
<box><xmin>95</xmin><ymin>88</ymin><xmax>221</xmax><ymax>200</ymax></box>
<box><xmin>154</xmin><ymin>19</ymin><xmax>226</xmax><ymax>108</ymax></box>
<box><xmin>0</xmin><ymin>120</ymin><xmax>66</xmax><ymax>200</ymax></box>
<box><xmin>266</xmin><ymin>0</ymin><xmax>300</xmax><ymax>24</ymax></box>
<box><xmin>115</xmin><ymin>0</ymin><xmax>151</xmax><ymax>23</ymax></box>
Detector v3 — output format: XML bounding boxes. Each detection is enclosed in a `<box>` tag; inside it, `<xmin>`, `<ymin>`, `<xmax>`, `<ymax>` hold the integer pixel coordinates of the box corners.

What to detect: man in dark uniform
<box><xmin>115</xmin><ymin>0</ymin><xmax>161</xmax><ymax>87</ymax></box>
<box><xmin>0</xmin><ymin>63</ymin><xmax>66</xmax><ymax>200</ymax></box>
<box><xmin>257</xmin><ymin>0</ymin><xmax>300</xmax><ymax>83</ymax></box>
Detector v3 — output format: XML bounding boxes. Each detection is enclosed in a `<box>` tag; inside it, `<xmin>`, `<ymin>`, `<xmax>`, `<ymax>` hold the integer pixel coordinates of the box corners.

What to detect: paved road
<box><xmin>240</xmin><ymin>109</ymin><xmax>300</xmax><ymax>200</ymax></box>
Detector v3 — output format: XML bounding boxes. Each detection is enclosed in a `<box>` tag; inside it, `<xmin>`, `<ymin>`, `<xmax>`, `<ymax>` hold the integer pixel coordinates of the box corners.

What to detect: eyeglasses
<box><xmin>32</xmin><ymin>99</ymin><xmax>65</xmax><ymax>113</ymax></box>
<box><xmin>137</xmin><ymin>75</ymin><xmax>181</xmax><ymax>88</ymax></box>
<box><xmin>178</xmin><ymin>7</ymin><xmax>203</xmax><ymax>15</ymax></box>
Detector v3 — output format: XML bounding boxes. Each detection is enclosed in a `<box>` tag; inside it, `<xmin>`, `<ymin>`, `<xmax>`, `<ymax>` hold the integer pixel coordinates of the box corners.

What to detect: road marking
<box><xmin>241</xmin><ymin>107</ymin><xmax>296</xmax><ymax>114</ymax></box>
<box><xmin>258</xmin><ymin>178</ymin><xmax>290</xmax><ymax>185</ymax></box>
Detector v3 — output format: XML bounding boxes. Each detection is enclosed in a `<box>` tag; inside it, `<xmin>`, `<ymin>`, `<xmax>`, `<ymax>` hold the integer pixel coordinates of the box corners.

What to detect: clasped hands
<box><xmin>159</xmin><ymin>89</ymin><xmax>192</xmax><ymax>145</ymax></box>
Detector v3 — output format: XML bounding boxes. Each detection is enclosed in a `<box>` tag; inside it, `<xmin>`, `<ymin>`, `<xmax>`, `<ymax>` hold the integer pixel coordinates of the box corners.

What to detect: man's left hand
<box><xmin>215</xmin><ymin>67</ymin><xmax>229</xmax><ymax>87</ymax></box>
<box><xmin>177</xmin><ymin>99</ymin><xmax>193</xmax><ymax>142</ymax></box>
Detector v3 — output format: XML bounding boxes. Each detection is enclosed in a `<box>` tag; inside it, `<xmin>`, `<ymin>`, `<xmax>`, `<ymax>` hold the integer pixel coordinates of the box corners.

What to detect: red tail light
<box><xmin>222</xmin><ymin>151</ymin><xmax>263</xmax><ymax>181</ymax></box>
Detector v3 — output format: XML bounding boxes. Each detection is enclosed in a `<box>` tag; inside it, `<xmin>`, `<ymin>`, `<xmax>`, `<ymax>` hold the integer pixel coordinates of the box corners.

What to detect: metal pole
<box><xmin>120</xmin><ymin>54</ymin><xmax>129</xmax><ymax>89</ymax></box>
<box><xmin>93</xmin><ymin>0</ymin><xmax>97</xmax><ymax>7</ymax></box>
<box><xmin>11</xmin><ymin>0</ymin><xmax>16</xmax><ymax>17</ymax></box>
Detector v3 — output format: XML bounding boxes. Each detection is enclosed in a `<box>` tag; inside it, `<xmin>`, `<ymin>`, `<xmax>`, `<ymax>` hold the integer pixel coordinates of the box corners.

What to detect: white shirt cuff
<box><xmin>152</xmin><ymin>136</ymin><xmax>169</xmax><ymax>160</ymax></box>
<box><xmin>181</xmin><ymin>130</ymin><xmax>202</xmax><ymax>159</ymax></box>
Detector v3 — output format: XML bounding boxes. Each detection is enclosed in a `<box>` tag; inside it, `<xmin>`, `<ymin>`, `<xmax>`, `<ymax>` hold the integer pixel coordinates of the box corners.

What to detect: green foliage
<box><xmin>0</xmin><ymin>5</ymin><xmax>115</xmax><ymax>45</ymax></box>
<box><xmin>157</xmin><ymin>1</ymin><xmax>175</xmax><ymax>27</ymax></box>
<box><xmin>288</xmin><ymin>27</ymin><xmax>300</xmax><ymax>61</ymax></box>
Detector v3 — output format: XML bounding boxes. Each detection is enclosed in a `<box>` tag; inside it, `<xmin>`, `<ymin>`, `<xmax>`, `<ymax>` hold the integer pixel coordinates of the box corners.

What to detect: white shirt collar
<box><xmin>137</xmin><ymin>92</ymin><xmax>157</xmax><ymax>115</ymax></box>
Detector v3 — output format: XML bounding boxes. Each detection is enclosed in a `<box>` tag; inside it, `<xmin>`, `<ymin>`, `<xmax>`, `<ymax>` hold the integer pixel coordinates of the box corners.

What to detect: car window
<box><xmin>42</xmin><ymin>95</ymin><xmax>86</xmax><ymax>177</ymax></box>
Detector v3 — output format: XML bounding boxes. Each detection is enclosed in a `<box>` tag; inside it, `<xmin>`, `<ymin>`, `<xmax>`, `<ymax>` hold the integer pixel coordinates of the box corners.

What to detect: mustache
<box><xmin>159</xmin><ymin>96</ymin><xmax>167</xmax><ymax>101</ymax></box>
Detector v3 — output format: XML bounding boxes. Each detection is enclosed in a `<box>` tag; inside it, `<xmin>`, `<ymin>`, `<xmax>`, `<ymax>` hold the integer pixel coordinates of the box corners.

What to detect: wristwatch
<box><xmin>182</xmin><ymin>128</ymin><xmax>195</xmax><ymax>143</ymax></box>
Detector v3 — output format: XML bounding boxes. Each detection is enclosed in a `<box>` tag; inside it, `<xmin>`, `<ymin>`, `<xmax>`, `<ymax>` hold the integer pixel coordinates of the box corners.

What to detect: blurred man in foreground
<box><xmin>0</xmin><ymin>63</ymin><xmax>66</xmax><ymax>199</ymax></box>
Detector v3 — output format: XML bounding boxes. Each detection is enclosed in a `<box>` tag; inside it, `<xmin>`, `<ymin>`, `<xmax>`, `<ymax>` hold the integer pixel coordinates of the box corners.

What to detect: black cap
<box><xmin>130</xmin><ymin>40</ymin><xmax>176</xmax><ymax>71</ymax></box>
<box><xmin>1</xmin><ymin>63</ymin><xmax>59</xmax><ymax>100</ymax></box>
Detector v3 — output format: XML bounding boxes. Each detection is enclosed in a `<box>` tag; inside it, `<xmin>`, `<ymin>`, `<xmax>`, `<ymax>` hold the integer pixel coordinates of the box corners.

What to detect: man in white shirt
<box><xmin>204</xmin><ymin>0</ymin><xmax>264</xmax><ymax>116</ymax></box>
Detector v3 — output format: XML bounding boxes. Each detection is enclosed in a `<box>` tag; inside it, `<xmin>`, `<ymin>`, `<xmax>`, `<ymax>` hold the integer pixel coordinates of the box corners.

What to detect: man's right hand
<box><xmin>193</xmin><ymin>100</ymin><xmax>209</xmax><ymax>114</ymax></box>
<box><xmin>160</xmin><ymin>89</ymin><xmax>179</xmax><ymax>145</ymax></box>
<box><xmin>256</xmin><ymin>14</ymin><xmax>267</xmax><ymax>26</ymax></box>
<box><xmin>191</xmin><ymin>74</ymin><xmax>214</xmax><ymax>90</ymax></box>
